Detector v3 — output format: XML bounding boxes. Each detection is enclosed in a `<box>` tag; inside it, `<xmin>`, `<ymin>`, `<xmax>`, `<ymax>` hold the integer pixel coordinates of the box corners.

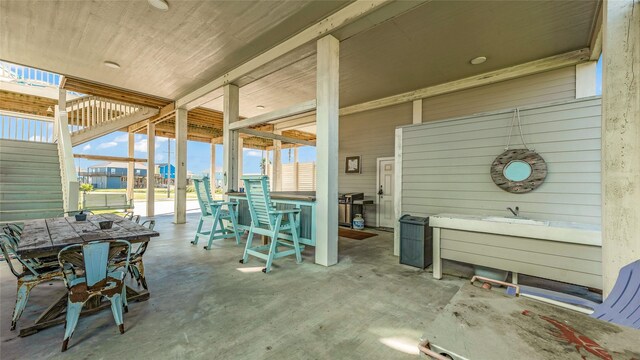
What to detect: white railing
<box><xmin>55</xmin><ymin>108</ymin><xmax>79</xmax><ymax>212</ymax></box>
<box><xmin>65</xmin><ymin>96</ymin><xmax>143</xmax><ymax>133</ymax></box>
<box><xmin>0</xmin><ymin>61</ymin><xmax>62</xmax><ymax>88</ymax></box>
<box><xmin>0</xmin><ymin>111</ymin><xmax>54</xmax><ymax>142</ymax></box>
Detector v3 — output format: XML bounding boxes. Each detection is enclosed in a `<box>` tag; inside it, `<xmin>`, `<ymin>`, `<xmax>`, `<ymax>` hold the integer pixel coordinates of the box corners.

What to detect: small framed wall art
<box><xmin>345</xmin><ymin>156</ymin><xmax>361</xmax><ymax>174</ymax></box>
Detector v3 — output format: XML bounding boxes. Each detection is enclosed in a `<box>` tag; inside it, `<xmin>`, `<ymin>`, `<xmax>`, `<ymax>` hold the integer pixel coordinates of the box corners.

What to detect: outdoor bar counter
<box><xmin>227</xmin><ymin>191</ymin><xmax>317</xmax><ymax>246</ymax></box>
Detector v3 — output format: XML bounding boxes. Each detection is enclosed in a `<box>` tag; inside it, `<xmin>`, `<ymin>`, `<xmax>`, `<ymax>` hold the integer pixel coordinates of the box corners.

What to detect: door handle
<box><xmin>378</xmin><ymin>185</ymin><xmax>384</xmax><ymax>196</ymax></box>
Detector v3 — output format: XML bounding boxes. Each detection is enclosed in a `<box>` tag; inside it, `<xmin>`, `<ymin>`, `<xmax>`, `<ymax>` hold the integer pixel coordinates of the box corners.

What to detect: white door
<box><xmin>377</xmin><ymin>158</ymin><xmax>395</xmax><ymax>228</ymax></box>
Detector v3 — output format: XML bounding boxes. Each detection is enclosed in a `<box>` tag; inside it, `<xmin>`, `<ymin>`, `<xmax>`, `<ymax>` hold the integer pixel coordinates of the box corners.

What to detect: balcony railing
<box><xmin>0</xmin><ymin>111</ymin><xmax>54</xmax><ymax>143</ymax></box>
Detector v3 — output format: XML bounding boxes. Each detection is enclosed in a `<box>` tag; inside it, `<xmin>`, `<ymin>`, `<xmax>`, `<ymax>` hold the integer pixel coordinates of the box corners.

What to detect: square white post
<box><xmin>602</xmin><ymin>0</ymin><xmax>640</xmax><ymax>296</ymax></box>
<box><xmin>127</xmin><ymin>132</ymin><xmax>135</xmax><ymax>201</ymax></box>
<box><xmin>237</xmin><ymin>137</ymin><xmax>244</xmax><ymax>189</ymax></box>
<box><xmin>315</xmin><ymin>35</ymin><xmax>339</xmax><ymax>267</ymax></box>
<box><xmin>223</xmin><ymin>84</ymin><xmax>240</xmax><ymax>194</ymax></box>
<box><xmin>146</xmin><ymin>121</ymin><xmax>155</xmax><ymax>217</ymax></box>
<box><xmin>273</xmin><ymin>132</ymin><xmax>282</xmax><ymax>191</ymax></box>
<box><xmin>210</xmin><ymin>140</ymin><xmax>217</xmax><ymax>192</ymax></box>
<box><xmin>174</xmin><ymin>108</ymin><xmax>188</xmax><ymax>224</ymax></box>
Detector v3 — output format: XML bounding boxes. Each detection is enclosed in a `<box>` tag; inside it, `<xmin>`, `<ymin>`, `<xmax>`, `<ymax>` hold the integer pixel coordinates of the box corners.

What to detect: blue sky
<box><xmin>74</xmin><ymin>131</ymin><xmax>316</xmax><ymax>175</ymax></box>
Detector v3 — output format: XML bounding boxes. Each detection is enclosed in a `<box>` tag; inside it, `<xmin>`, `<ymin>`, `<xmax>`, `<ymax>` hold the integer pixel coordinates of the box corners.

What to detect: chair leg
<box><xmin>135</xmin><ymin>260</ymin><xmax>148</xmax><ymax>290</ymax></box>
<box><xmin>108</xmin><ymin>293</ymin><xmax>125</xmax><ymax>334</ymax></box>
<box><xmin>289</xmin><ymin>215</ymin><xmax>302</xmax><ymax>264</ymax></box>
<box><xmin>241</xmin><ymin>227</ymin><xmax>254</xmax><ymax>264</ymax></box>
<box><xmin>191</xmin><ymin>216</ymin><xmax>204</xmax><ymax>245</ymax></box>
<box><xmin>61</xmin><ymin>300</ymin><xmax>84</xmax><ymax>352</ymax></box>
<box><xmin>264</xmin><ymin>215</ymin><xmax>283</xmax><ymax>273</ymax></box>
<box><xmin>11</xmin><ymin>281</ymin><xmax>35</xmax><ymax>330</ymax></box>
<box><xmin>228</xmin><ymin>206</ymin><xmax>241</xmax><ymax>245</ymax></box>
<box><xmin>205</xmin><ymin>208</ymin><xmax>221</xmax><ymax>250</ymax></box>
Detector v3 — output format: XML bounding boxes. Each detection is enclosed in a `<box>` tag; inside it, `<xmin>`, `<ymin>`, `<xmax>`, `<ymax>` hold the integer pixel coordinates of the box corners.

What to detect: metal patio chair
<box><xmin>239</xmin><ymin>175</ymin><xmax>302</xmax><ymax>273</ymax></box>
<box><xmin>0</xmin><ymin>233</ymin><xmax>64</xmax><ymax>330</ymax></box>
<box><xmin>125</xmin><ymin>220</ymin><xmax>155</xmax><ymax>290</ymax></box>
<box><xmin>58</xmin><ymin>239</ymin><xmax>131</xmax><ymax>352</ymax></box>
<box><xmin>191</xmin><ymin>177</ymin><xmax>241</xmax><ymax>250</ymax></box>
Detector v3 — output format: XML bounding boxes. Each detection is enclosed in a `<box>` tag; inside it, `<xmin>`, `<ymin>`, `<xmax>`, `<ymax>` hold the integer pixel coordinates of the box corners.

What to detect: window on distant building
<box><xmin>110</xmin><ymin>168</ymin><xmax>116</xmax><ymax>174</ymax></box>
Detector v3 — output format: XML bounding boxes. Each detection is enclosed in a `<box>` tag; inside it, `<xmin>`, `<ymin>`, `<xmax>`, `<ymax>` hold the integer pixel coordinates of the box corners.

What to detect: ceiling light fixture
<box><xmin>103</xmin><ymin>61</ymin><xmax>121</xmax><ymax>69</ymax></box>
<box><xmin>256</xmin><ymin>105</ymin><xmax>265</xmax><ymax>110</ymax></box>
<box><xmin>148</xmin><ymin>0</ymin><xmax>169</xmax><ymax>11</ymax></box>
<box><xmin>470</xmin><ymin>56</ymin><xmax>487</xmax><ymax>65</ymax></box>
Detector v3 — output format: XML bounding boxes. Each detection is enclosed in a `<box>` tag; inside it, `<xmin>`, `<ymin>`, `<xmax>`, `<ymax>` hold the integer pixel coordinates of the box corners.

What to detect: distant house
<box><xmin>81</xmin><ymin>162</ymin><xmax>147</xmax><ymax>189</ymax></box>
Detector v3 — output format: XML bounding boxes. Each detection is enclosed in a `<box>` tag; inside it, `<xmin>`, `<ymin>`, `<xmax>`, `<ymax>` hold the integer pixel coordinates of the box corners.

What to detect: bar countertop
<box><xmin>227</xmin><ymin>191</ymin><xmax>316</xmax><ymax>202</ymax></box>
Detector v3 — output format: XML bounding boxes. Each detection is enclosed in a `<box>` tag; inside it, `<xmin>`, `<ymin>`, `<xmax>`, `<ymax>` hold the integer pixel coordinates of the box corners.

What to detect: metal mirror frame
<box><xmin>490</xmin><ymin>149</ymin><xmax>547</xmax><ymax>193</ymax></box>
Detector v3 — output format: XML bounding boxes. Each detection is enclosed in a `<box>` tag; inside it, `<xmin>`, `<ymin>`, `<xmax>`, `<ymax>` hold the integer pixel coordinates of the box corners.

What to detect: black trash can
<box><xmin>399</xmin><ymin>214</ymin><xmax>433</xmax><ymax>269</ymax></box>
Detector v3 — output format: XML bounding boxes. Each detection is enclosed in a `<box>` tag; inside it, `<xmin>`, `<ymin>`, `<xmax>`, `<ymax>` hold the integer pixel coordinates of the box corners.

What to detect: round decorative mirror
<box><xmin>491</xmin><ymin>149</ymin><xmax>547</xmax><ymax>193</ymax></box>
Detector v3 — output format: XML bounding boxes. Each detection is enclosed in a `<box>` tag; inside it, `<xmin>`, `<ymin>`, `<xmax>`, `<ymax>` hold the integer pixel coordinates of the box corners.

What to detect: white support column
<box><xmin>273</xmin><ymin>132</ymin><xmax>282</xmax><ymax>191</ymax></box>
<box><xmin>315</xmin><ymin>35</ymin><xmax>339</xmax><ymax>267</ymax></box>
<box><xmin>210</xmin><ymin>140</ymin><xmax>217</xmax><ymax>192</ymax></box>
<box><xmin>576</xmin><ymin>61</ymin><xmax>598</xmax><ymax>98</ymax></box>
<box><xmin>602</xmin><ymin>0</ymin><xmax>640</xmax><ymax>296</ymax></box>
<box><xmin>237</xmin><ymin>137</ymin><xmax>244</xmax><ymax>189</ymax></box>
<box><xmin>127</xmin><ymin>132</ymin><xmax>135</xmax><ymax>201</ymax></box>
<box><xmin>294</xmin><ymin>147</ymin><xmax>299</xmax><ymax>191</ymax></box>
<box><xmin>174</xmin><ymin>108</ymin><xmax>188</xmax><ymax>224</ymax></box>
<box><xmin>223</xmin><ymin>84</ymin><xmax>240</xmax><ymax>194</ymax></box>
<box><xmin>412</xmin><ymin>99</ymin><xmax>422</xmax><ymax>124</ymax></box>
<box><xmin>146</xmin><ymin>121</ymin><xmax>155</xmax><ymax>217</ymax></box>
<box><xmin>56</xmin><ymin>89</ymin><xmax>67</xmax><ymax>140</ymax></box>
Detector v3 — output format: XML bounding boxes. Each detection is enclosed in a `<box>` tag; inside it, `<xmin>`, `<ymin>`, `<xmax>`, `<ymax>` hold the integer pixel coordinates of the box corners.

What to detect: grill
<box><xmin>338</xmin><ymin>192</ymin><xmax>364</xmax><ymax>228</ymax></box>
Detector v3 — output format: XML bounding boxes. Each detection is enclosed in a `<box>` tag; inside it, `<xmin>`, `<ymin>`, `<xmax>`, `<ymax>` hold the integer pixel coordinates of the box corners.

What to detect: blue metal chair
<box><xmin>191</xmin><ymin>177</ymin><xmax>241</xmax><ymax>250</ymax></box>
<box><xmin>0</xmin><ymin>233</ymin><xmax>64</xmax><ymax>330</ymax></box>
<box><xmin>58</xmin><ymin>240</ymin><xmax>131</xmax><ymax>352</ymax></box>
<box><xmin>239</xmin><ymin>175</ymin><xmax>302</xmax><ymax>273</ymax></box>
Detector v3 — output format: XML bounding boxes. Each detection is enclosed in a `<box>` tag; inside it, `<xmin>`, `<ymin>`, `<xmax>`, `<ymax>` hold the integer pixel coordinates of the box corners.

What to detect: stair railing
<box><xmin>54</xmin><ymin>107</ymin><xmax>79</xmax><ymax>212</ymax></box>
<box><xmin>65</xmin><ymin>96</ymin><xmax>143</xmax><ymax>134</ymax></box>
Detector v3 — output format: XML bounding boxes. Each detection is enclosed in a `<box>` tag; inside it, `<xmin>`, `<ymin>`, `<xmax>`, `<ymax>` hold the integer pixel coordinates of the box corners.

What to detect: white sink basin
<box><xmin>483</xmin><ymin>216</ymin><xmax>549</xmax><ymax>226</ymax></box>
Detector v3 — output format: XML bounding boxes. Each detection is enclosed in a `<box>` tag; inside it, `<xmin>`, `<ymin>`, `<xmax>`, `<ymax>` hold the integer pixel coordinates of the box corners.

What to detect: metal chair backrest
<box><xmin>194</xmin><ymin>177</ymin><xmax>214</xmax><ymax>216</ymax></box>
<box><xmin>242</xmin><ymin>176</ymin><xmax>276</xmax><ymax>229</ymax></box>
<box><xmin>58</xmin><ymin>240</ymin><xmax>130</xmax><ymax>290</ymax></box>
<box><xmin>0</xmin><ymin>233</ymin><xmax>39</xmax><ymax>278</ymax></box>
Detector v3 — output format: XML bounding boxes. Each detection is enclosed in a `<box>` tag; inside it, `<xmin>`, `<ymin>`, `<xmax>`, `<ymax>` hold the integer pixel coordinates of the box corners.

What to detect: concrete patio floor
<box><xmin>0</xmin><ymin>213</ymin><xmax>463</xmax><ymax>359</ymax></box>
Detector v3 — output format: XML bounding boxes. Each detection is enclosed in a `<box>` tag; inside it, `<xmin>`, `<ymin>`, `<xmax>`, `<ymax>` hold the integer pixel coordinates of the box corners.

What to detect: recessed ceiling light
<box><xmin>470</xmin><ymin>56</ymin><xmax>487</xmax><ymax>65</ymax></box>
<box><xmin>148</xmin><ymin>0</ymin><xmax>169</xmax><ymax>11</ymax></box>
<box><xmin>103</xmin><ymin>61</ymin><xmax>121</xmax><ymax>69</ymax></box>
<box><xmin>256</xmin><ymin>105</ymin><xmax>265</xmax><ymax>110</ymax></box>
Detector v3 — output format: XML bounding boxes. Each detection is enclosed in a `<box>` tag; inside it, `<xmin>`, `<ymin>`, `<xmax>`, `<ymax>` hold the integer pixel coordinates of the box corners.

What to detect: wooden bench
<box><xmin>82</xmin><ymin>193</ymin><xmax>134</xmax><ymax>212</ymax></box>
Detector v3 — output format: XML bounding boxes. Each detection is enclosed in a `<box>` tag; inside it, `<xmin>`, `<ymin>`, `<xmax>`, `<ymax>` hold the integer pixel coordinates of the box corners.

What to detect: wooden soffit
<box><xmin>61</xmin><ymin>76</ymin><xmax>171</xmax><ymax>108</ymax></box>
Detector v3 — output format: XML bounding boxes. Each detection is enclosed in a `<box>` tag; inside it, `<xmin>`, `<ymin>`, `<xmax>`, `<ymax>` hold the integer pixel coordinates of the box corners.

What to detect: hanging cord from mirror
<box><xmin>505</xmin><ymin>108</ymin><xmax>533</xmax><ymax>151</ymax></box>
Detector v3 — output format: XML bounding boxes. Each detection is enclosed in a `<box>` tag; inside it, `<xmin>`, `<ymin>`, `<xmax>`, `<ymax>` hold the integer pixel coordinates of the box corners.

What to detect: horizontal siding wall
<box><xmin>402</xmin><ymin>97</ymin><xmax>602</xmax><ymax>225</ymax></box>
<box><xmin>340</xmin><ymin>103</ymin><xmax>412</xmax><ymax>225</ymax></box>
<box><xmin>422</xmin><ymin>67</ymin><xmax>577</xmax><ymax>122</ymax></box>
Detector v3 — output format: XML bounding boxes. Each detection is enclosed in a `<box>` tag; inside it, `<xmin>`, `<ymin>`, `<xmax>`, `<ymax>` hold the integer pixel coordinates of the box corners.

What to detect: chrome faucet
<box><xmin>507</xmin><ymin>206</ymin><xmax>520</xmax><ymax>217</ymax></box>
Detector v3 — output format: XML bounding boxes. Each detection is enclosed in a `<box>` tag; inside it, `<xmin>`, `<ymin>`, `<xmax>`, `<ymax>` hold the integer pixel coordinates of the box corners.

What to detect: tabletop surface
<box><xmin>18</xmin><ymin>214</ymin><xmax>159</xmax><ymax>258</ymax></box>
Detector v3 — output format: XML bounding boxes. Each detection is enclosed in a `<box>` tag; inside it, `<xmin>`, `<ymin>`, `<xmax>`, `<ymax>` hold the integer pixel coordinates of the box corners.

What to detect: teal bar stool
<box><xmin>239</xmin><ymin>175</ymin><xmax>302</xmax><ymax>273</ymax></box>
<box><xmin>192</xmin><ymin>177</ymin><xmax>241</xmax><ymax>250</ymax></box>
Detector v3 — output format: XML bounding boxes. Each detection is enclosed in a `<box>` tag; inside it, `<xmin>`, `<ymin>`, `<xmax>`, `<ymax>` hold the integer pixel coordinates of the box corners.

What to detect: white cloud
<box><xmin>156</xmin><ymin>137</ymin><xmax>168</xmax><ymax>142</ymax></box>
<box><xmin>82</xmin><ymin>144</ymin><xmax>91</xmax><ymax>151</ymax></box>
<box><xmin>97</xmin><ymin>141</ymin><xmax>118</xmax><ymax>149</ymax></box>
<box><xmin>135</xmin><ymin>139</ymin><xmax>148</xmax><ymax>153</ymax></box>
<box><xmin>113</xmin><ymin>133</ymin><xmax>129</xmax><ymax>142</ymax></box>
<box><xmin>245</xmin><ymin>150</ymin><xmax>263</xmax><ymax>157</ymax></box>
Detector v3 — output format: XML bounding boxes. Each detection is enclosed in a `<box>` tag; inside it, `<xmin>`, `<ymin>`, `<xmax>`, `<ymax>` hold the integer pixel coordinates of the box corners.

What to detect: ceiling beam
<box><xmin>229</xmin><ymin>100</ymin><xmax>316</xmax><ymax>130</ymax></box>
<box><xmin>238</xmin><ymin>128</ymin><xmax>316</xmax><ymax>147</ymax></box>
<box><xmin>74</xmin><ymin>154</ymin><xmax>147</xmax><ymax>162</ymax></box>
<box><xmin>340</xmin><ymin>48</ymin><xmax>591</xmax><ymax>116</ymax></box>
<box><xmin>175</xmin><ymin>0</ymin><xmax>392</xmax><ymax>110</ymax></box>
<box><xmin>61</xmin><ymin>76</ymin><xmax>171</xmax><ymax>108</ymax></box>
<box><xmin>0</xmin><ymin>109</ymin><xmax>53</xmax><ymax>122</ymax></box>
<box><xmin>588</xmin><ymin>1</ymin><xmax>603</xmax><ymax>61</ymax></box>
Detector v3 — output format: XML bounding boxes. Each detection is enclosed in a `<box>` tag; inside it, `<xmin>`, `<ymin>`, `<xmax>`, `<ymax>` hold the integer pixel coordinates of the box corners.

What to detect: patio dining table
<box><xmin>15</xmin><ymin>213</ymin><xmax>159</xmax><ymax>337</ymax></box>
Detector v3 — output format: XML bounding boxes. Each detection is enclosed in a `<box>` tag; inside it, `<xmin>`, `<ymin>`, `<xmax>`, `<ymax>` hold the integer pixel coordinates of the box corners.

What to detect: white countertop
<box><xmin>429</xmin><ymin>213</ymin><xmax>602</xmax><ymax>246</ymax></box>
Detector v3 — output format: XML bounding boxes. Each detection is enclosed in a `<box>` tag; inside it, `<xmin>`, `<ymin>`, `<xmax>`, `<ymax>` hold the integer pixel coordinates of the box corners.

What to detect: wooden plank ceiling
<box><xmin>0</xmin><ymin>90</ymin><xmax>56</xmax><ymax>117</ymax></box>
